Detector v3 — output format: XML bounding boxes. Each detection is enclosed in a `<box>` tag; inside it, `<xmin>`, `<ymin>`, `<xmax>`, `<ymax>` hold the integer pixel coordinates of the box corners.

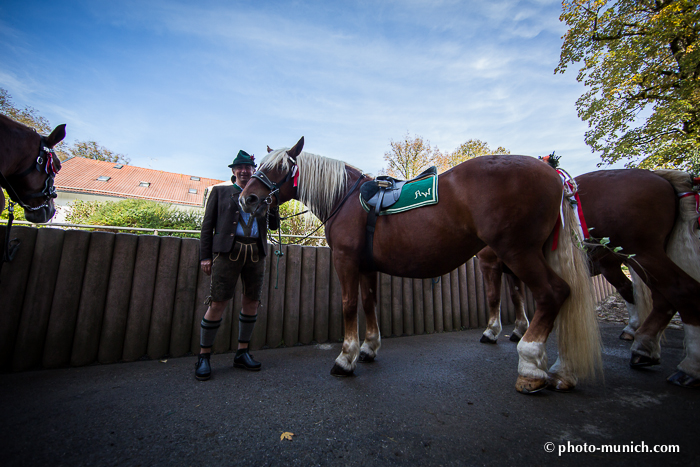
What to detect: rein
<box><xmin>0</xmin><ymin>138</ymin><xmax>59</xmax><ymax>278</ymax></box>
<box><xmin>252</xmin><ymin>161</ymin><xmax>365</xmax><ymax>288</ymax></box>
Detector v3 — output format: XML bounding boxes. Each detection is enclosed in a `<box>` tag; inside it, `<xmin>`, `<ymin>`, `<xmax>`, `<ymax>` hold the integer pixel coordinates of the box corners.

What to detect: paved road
<box><xmin>0</xmin><ymin>323</ymin><xmax>697</xmax><ymax>466</ymax></box>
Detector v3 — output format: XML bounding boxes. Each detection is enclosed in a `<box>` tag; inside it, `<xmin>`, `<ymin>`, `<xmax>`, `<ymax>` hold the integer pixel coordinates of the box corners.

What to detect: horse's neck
<box><xmin>0</xmin><ymin>125</ymin><xmax>36</xmax><ymax>175</ymax></box>
<box><xmin>334</xmin><ymin>165</ymin><xmax>363</xmax><ymax>209</ymax></box>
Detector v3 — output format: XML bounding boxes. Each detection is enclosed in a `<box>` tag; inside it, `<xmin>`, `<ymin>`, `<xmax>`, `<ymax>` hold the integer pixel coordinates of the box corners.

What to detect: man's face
<box><xmin>232</xmin><ymin>164</ymin><xmax>254</xmax><ymax>187</ymax></box>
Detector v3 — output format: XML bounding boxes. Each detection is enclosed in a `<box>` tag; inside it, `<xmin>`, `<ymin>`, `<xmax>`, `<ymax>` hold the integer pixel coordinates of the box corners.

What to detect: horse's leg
<box><xmin>505</xmin><ymin>273</ymin><xmax>529</xmax><ymax>342</ymax></box>
<box><xmin>596</xmin><ymin>255</ymin><xmax>644</xmax><ymax>340</ymax></box>
<box><xmin>668</xmin><ymin>324</ymin><xmax>700</xmax><ymax>388</ymax></box>
<box><xmin>507</xmin><ymin>205</ymin><xmax>601</xmax><ymax>394</ymax></box>
<box><xmin>359</xmin><ymin>271</ymin><xmax>381</xmax><ymax>363</ymax></box>
<box><xmin>654</xmin><ymin>177</ymin><xmax>700</xmax><ymax>387</ymax></box>
<box><xmin>626</xmin><ymin>251</ymin><xmax>700</xmax><ymax>389</ymax></box>
<box><xmin>670</xmin><ymin>282</ymin><xmax>700</xmax><ymax>387</ymax></box>
<box><xmin>479</xmin><ymin>256</ymin><xmax>504</xmax><ymax>344</ymax></box>
<box><xmin>645</xmin><ymin>279</ymin><xmax>700</xmax><ymax>388</ymax></box>
<box><xmin>629</xmin><ymin>291</ymin><xmax>673</xmax><ymax>368</ymax></box>
<box><xmin>330</xmin><ymin>259</ymin><xmax>360</xmax><ymax>377</ymax></box>
<box><xmin>499</xmin><ymin>252</ymin><xmax>570</xmax><ymax>394</ymax></box>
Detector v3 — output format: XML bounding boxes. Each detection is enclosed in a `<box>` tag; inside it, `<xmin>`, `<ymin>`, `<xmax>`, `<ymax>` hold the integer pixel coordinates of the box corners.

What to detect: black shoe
<box><xmin>195</xmin><ymin>353</ymin><xmax>211</xmax><ymax>381</ymax></box>
<box><xmin>233</xmin><ymin>350</ymin><xmax>261</xmax><ymax>371</ymax></box>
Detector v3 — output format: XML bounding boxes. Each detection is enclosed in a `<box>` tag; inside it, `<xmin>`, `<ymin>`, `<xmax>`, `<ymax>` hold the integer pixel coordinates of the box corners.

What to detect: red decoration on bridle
<box><xmin>44</xmin><ymin>147</ymin><xmax>59</xmax><ymax>176</ymax></box>
<box><xmin>551</xmin><ymin>169</ymin><xmax>589</xmax><ymax>251</ymax></box>
<box><xmin>679</xmin><ymin>191</ymin><xmax>700</xmax><ymax>227</ymax></box>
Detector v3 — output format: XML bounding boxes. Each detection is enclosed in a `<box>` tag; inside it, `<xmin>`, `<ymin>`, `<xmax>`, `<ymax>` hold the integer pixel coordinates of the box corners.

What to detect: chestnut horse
<box><xmin>477</xmin><ymin>169</ymin><xmax>700</xmax><ymax>388</ymax></box>
<box><xmin>0</xmin><ymin>114</ymin><xmax>65</xmax><ymax>223</ymax></box>
<box><xmin>240</xmin><ymin>137</ymin><xmax>602</xmax><ymax>394</ymax></box>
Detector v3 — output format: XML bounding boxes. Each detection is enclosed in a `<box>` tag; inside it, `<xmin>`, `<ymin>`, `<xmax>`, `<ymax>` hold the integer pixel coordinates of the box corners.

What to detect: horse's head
<box><xmin>0</xmin><ymin>116</ymin><xmax>66</xmax><ymax>223</ymax></box>
<box><xmin>239</xmin><ymin>136</ymin><xmax>304</xmax><ymax>216</ymax></box>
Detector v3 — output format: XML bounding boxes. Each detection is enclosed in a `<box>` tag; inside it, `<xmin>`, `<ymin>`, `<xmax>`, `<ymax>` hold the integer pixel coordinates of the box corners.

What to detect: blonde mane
<box><xmin>260</xmin><ymin>148</ymin><xmax>348</xmax><ymax>221</ymax></box>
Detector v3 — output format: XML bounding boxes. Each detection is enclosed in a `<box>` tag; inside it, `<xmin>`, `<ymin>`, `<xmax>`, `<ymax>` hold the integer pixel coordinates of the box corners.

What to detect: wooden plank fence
<box><xmin>0</xmin><ymin>226</ymin><xmax>617</xmax><ymax>371</ymax></box>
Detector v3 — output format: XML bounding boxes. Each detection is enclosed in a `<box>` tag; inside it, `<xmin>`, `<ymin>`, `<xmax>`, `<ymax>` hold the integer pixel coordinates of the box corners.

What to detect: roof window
<box><xmin>113</xmin><ymin>164</ymin><xmax>123</xmax><ymax>169</ymax></box>
<box><xmin>190</xmin><ymin>176</ymin><xmax>200</xmax><ymax>181</ymax></box>
<box><xmin>139</xmin><ymin>181</ymin><xmax>150</xmax><ymax>187</ymax></box>
<box><xmin>188</xmin><ymin>188</ymin><xmax>198</xmax><ymax>194</ymax></box>
<box><xmin>97</xmin><ymin>176</ymin><xmax>110</xmax><ymax>182</ymax></box>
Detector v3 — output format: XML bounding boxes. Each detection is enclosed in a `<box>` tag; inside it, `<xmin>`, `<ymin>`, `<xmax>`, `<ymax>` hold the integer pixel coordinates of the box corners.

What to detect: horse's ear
<box><xmin>45</xmin><ymin>124</ymin><xmax>66</xmax><ymax>148</ymax></box>
<box><xmin>267</xmin><ymin>145</ymin><xmax>273</xmax><ymax>153</ymax></box>
<box><xmin>287</xmin><ymin>136</ymin><xmax>304</xmax><ymax>161</ymax></box>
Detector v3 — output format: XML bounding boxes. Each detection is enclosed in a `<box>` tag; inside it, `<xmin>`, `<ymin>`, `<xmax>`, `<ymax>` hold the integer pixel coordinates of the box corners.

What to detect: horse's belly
<box><xmin>375</xmin><ymin>241</ymin><xmax>482</xmax><ymax>278</ymax></box>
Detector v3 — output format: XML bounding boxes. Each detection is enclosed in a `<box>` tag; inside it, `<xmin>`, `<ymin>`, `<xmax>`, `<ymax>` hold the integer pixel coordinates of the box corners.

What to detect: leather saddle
<box><xmin>363</xmin><ymin>166</ymin><xmax>437</xmax><ymax>269</ymax></box>
<box><xmin>360</xmin><ymin>166</ymin><xmax>437</xmax><ymax>210</ymax></box>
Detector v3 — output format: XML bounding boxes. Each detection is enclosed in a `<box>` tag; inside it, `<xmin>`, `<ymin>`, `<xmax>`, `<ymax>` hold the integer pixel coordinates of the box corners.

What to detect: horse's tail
<box><xmin>545</xmin><ymin>194</ymin><xmax>603</xmax><ymax>382</ymax></box>
<box><xmin>653</xmin><ymin>169</ymin><xmax>700</xmax><ymax>283</ymax></box>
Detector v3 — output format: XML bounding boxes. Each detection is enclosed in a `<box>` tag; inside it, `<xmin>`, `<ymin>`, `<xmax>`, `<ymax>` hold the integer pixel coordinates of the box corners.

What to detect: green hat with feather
<box><xmin>228</xmin><ymin>150</ymin><xmax>256</xmax><ymax>168</ymax></box>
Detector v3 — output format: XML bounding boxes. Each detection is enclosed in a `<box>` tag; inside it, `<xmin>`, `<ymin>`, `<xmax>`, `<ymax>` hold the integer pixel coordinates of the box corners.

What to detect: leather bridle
<box><xmin>250</xmin><ymin>162</ymin><xmax>297</xmax><ymax>208</ymax></box>
<box><xmin>0</xmin><ymin>136</ymin><xmax>60</xmax><ymax>268</ymax></box>
<box><xmin>0</xmin><ymin>136</ymin><xmax>59</xmax><ymax>212</ymax></box>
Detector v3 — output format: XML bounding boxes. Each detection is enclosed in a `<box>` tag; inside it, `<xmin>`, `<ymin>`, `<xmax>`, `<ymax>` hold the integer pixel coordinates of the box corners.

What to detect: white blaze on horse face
<box><xmin>516</xmin><ymin>340</ymin><xmax>548</xmax><ymax>380</ymax></box>
<box><xmin>678</xmin><ymin>324</ymin><xmax>700</xmax><ymax>379</ymax></box>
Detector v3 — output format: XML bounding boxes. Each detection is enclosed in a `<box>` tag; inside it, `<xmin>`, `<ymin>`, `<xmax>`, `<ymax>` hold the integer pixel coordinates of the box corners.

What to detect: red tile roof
<box><xmin>54</xmin><ymin>157</ymin><xmax>225</xmax><ymax>207</ymax></box>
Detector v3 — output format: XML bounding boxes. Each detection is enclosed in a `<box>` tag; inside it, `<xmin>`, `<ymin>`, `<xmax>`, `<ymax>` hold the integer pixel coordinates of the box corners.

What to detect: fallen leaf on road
<box><xmin>280</xmin><ymin>432</ymin><xmax>294</xmax><ymax>441</ymax></box>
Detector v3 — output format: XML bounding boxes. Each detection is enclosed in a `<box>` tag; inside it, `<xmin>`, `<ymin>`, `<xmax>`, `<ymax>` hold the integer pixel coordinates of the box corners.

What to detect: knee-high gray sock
<box><xmin>238</xmin><ymin>312</ymin><xmax>257</xmax><ymax>344</ymax></box>
<box><xmin>200</xmin><ymin>317</ymin><xmax>222</xmax><ymax>350</ymax></box>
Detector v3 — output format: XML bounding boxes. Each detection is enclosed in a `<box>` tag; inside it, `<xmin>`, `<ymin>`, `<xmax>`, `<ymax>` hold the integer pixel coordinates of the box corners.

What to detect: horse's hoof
<box><xmin>515</xmin><ymin>375</ymin><xmax>547</xmax><ymax>394</ymax></box>
<box><xmin>509</xmin><ymin>333</ymin><xmax>522</xmax><ymax>343</ymax></box>
<box><xmin>667</xmin><ymin>370</ymin><xmax>700</xmax><ymax>388</ymax></box>
<box><xmin>330</xmin><ymin>363</ymin><xmax>354</xmax><ymax>377</ymax></box>
<box><xmin>619</xmin><ymin>331</ymin><xmax>634</xmax><ymax>341</ymax></box>
<box><xmin>358</xmin><ymin>352</ymin><xmax>375</xmax><ymax>363</ymax></box>
<box><xmin>480</xmin><ymin>334</ymin><xmax>497</xmax><ymax>344</ymax></box>
<box><xmin>546</xmin><ymin>375</ymin><xmax>576</xmax><ymax>392</ymax></box>
<box><xmin>630</xmin><ymin>354</ymin><xmax>660</xmax><ymax>368</ymax></box>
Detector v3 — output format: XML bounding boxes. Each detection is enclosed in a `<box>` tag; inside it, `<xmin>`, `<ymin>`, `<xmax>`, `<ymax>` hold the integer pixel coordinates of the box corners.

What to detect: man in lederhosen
<box><xmin>196</xmin><ymin>150</ymin><xmax>280</xmax><ymax>381</ymax></box>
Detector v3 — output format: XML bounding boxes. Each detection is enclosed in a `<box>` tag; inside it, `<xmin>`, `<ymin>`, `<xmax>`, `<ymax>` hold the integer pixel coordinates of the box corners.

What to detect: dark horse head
<box><xmin>239</xmin><ymin>136</ymin><xmax>305</xmax><ymax>217</ymax></box>
<box><xmin>0</xmin><ymin>114</ymin><xmax>66</xmax><ymax>223</ymax></box>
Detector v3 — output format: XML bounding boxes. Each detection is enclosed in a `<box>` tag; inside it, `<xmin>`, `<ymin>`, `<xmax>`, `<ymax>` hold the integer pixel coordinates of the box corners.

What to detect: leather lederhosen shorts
<box><xmin>207</xmin><ymin>237</ymin><xmax>266</xmax><ymax>303</ymax></box>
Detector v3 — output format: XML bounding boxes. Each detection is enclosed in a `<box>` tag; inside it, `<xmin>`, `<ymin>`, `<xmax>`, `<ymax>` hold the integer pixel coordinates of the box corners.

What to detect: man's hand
<box><xmin>201</xmin><ymin>259</ymin><xmax>212</xmax><ymax>276</ymax></box>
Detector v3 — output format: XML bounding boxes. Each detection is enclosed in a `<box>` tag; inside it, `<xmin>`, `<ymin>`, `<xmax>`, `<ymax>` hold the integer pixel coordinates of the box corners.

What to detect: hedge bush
<box><xmin>66</xmin><ymin>199</ymin><xmax>202</xmax><ymax>237</ymax></box>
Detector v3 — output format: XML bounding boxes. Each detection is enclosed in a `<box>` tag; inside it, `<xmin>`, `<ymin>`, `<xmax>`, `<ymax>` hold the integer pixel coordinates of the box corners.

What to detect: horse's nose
<box><xmin>245</xmin><ymin>194</ymin><xmax>259</xmax><ymax>209</ymax></box>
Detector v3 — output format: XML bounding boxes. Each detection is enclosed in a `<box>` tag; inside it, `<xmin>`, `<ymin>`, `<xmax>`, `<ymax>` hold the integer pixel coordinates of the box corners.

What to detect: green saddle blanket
<box><xmin>360</xmin><ymin>174</ymin><xmax>439</xmax><ymax>215</ymax></box>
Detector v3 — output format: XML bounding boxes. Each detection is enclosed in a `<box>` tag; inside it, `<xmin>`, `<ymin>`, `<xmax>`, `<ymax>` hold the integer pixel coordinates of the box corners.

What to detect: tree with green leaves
<box><xmin>70</xmin><ymin>140</ymin><xmax>130</xmax><ymax>164</ymax></box>
<box><xmin>434</xmin><ymin>139</ymin><xmax>510</xmax><ymax>173</ymax></box>
<box><xmin>383</xmin><ymin>133</ymin><xmax>442</xmax><ymax>179</ymax></box>
<box><xmin>0</xmin><ymin>88</ymin><xmax>69</xmax><ymax>159</ymax></box>
<box><xmin>557</xmin><ymin>0</ymin><xmax>700</xmax><ymax>170</ymax></box>
<box><xmin>276</xmin><ymin>199</ymin><xmax>326</xmax><ymax>246</ymax></box>
<box><xmin>0</xmin><ymin>88</ymin><xmax>52</xmax><ymax>134</ymax></box>
<box><xmin>1</xmin><ymin>87</ymin><xmax>129</xmax><ymax>164</ymax></box>
<box><xmin>0</xmin><ymin>189</ymin><xmax>26</xmax><ymax>221</ymax></box>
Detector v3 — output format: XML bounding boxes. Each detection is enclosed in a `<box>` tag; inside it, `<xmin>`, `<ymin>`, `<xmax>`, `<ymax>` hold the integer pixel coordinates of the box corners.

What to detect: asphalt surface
<box><xmin>1</xmin><ymin>323</ymin><xmax>697</xmax><ymax>467</ymax></box>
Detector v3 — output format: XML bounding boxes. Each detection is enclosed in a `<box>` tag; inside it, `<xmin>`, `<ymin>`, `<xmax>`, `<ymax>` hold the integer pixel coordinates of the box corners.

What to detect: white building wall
<box><xmin>51</xmin><ymin>191</ymin><xmax>205</xmax><ymax>224</ymax></box>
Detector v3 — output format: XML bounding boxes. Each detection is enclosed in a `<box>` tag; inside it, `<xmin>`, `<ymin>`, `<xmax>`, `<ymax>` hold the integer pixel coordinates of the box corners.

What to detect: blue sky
<box><xmin>1</xmin><ymin>0</ymin><xmax>623</xmax><ymax>181</ymax></box>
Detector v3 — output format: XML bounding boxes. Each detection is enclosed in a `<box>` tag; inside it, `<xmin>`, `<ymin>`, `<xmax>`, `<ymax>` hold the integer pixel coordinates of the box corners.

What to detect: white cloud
<box><xmin>0</xmin><ymin>0</ymin><xmax>610</xmax><ymax>180</ymax></box>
